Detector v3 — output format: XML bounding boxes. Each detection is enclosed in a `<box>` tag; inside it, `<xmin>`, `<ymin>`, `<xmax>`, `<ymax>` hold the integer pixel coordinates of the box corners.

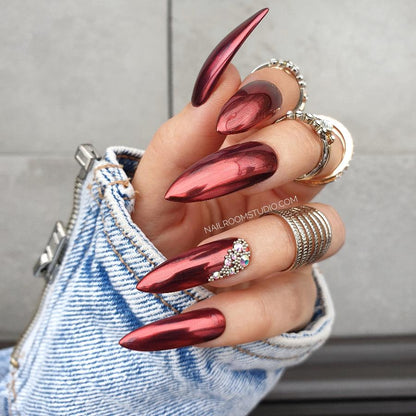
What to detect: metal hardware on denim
<box><xmin>33</xmin><ymin>221</ymin><xmax>68</xmax><ymax>279</ymax></box>
<box><xmin>11</xmin><ymin>144</ymin><xmax>101</xmax><ymax>371</ymax></box>
<box><xmin>34</xmin><ymin>144</ymin><xmax>101</xmax><ymax>281</ymax></box>
<box><xmin>0</xmin><ymin>146</ymin><xmax>334</xmax><ymax>416</ymax></box>
<box><xmin>68</xmin><ymin>144</ymin><xmax>101</xmax><ymax>232</ymax></box>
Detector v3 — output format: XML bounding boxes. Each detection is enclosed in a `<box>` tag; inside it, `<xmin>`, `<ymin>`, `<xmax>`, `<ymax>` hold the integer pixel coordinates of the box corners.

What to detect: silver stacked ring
<box><xmin>262</xmin><ymin>205</ymin><xmax>332</xmax><ymax>270</ymax></box>
<box><xmin>251</xmin><ymin>59</ymin><xmax>308</xmax><ymax>111</ymax></box>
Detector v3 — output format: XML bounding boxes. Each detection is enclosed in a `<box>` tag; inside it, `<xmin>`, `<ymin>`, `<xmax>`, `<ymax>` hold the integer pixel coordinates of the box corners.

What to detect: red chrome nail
<box><xmin>217</xmin><ymin>80</ymin><xmax>282</xmax><ymax>134</ymax></box>
<box><xmin>191</xmin><ymin>8</ymin><xmax>269</xmax><ymax>107</ymax></box>
<box><xmin>137</xmin><ymin>238</ymin><xmax>251</xmax><ymax>293</ymax></box>
<box><xmin>165</xmin><ymin>141</ymin><xmax>277</xmax><ymax>202</ymax></box>
<box><xmin>119</xmin><ymin>308</ymin><xmax>226</xmax><ymax>351</ymax></box>
<box><xmin>137</xmin><ymin>238</ymin><xmax>234</xmax><ymax>292</ymax></box>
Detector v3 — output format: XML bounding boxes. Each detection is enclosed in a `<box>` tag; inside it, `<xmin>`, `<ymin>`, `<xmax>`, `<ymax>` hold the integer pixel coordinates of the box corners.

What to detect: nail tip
<box><xmin>136</xmin><ymin>281</ymin><xmax>149</xmax><ymax>292</ymax></box>
<box><xmin>190</xmin><ymin>7</ymin><xmax>269</xmax><ymax>106</ymax></box>
<box><xmin>119</xmin><ymin>335</ymin><xmax>130</xmax><ymax>349</ymax></box>
<box><xmin>164</xmin><ymin>141</ymin><xmax>278</xmax><ymax>202</ymax></box>
<box><xmin>137</xmin><ymin>269</ymin><xmax>165</xmax><ymax>293</ymax></box>
<box><xmin>119</xmin><ymin>330</ymin><xmax>148</xmax><ymax>351</ymax></box>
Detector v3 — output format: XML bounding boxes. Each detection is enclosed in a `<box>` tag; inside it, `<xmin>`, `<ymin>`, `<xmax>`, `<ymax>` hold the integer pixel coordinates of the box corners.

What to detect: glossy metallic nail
<box><xmin>119</xmin><ymin>308</ymin><xmax>226</xmax><ymax>351</ymax></box>
<box><xmin>217</xmin><ymin>80</ymin><xmax>282</xmax><ymax>134</ymax></box>
<box><xmin>191</xmin><ymin>8</ymin><xmax>269</xmax><ymax>107</ymax></box>
<box><xmin>137</xmin><ymin>238</ymin><xmax>250</xmax><ymax>293</ymax></box>
<box><xmin>165</xmin><ymin>141</ymin><xmax>277</xmax><ymax>202</ymax></box>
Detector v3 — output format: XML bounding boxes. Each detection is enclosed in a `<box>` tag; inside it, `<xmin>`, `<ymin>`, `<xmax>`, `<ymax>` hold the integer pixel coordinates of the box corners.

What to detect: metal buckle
<box><xmin>33</xmin><ymin>144</ymin><xmax>100</xmax><ymax>280</ymax></box>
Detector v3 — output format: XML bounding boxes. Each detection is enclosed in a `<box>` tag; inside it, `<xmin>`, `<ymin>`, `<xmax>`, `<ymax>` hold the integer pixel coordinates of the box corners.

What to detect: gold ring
<box><xmin>296</xmin><ymin>115</ymin><xmax>353</xmax><ymax>186</ymax></box>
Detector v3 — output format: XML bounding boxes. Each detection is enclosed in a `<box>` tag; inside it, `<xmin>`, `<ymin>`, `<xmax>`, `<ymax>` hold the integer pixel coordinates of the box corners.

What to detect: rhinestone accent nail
<box><xmin>208</xmin><ymin>238</ymin><xmax>251</xmax><ymax>282</ymax></box>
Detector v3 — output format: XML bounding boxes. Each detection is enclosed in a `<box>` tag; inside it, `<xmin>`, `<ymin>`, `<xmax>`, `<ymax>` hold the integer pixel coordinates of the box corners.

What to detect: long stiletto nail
<box><xmin>137</xmin><ymin>238</ymin><xmax>251</xmax><ymax>293</ymax></box>
<box><xmin>165</xmin><ymin>141</ymin><xmax>277</xmax><ymax>202</ymax></box>
<box><xmin>119</xmin><ymin>308</ymin><xmax>226</xmax><ymax>351</ymax></box>
<box><xmin>191</xmin><ymin>8</ymin><xmax>269</xmax><ymax>107</ymax></box>
<box><xmin>217</xmin><ymin>80</ymin><xmax>282</xmax><ymax>134</ymax></box>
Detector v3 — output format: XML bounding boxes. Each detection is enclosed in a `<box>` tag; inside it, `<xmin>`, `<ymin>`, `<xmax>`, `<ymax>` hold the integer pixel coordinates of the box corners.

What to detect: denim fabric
<box><xmin>0</xmin><ymin>146</ymin><xmax>334</xmax><ymax>416</ymax></box>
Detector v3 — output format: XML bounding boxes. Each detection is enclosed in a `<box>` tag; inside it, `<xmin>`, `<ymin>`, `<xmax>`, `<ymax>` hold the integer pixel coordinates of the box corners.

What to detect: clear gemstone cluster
<box><xmin>208</xmin><ymin>238</ymin><xmax>251</xmax><ymax>282</ymax></box>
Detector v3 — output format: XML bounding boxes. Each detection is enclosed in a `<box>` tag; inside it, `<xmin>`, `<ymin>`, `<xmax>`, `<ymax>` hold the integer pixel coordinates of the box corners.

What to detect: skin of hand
<box><xmin>122</xmin><ymin>63</ymin><xmax>346</xmax><ymax>349</ymax></box>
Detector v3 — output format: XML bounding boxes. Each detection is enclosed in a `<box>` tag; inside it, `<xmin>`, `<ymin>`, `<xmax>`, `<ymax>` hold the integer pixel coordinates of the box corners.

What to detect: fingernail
<box><xmin>137</xmin><ymin>238</ymin><xmax>250</xmax><ymax>293</ymax></box>
<box><xmin>191</xmin><ymin>8</ymin><xmax>269</xmax><ymax>107</ymax></box>
<box><xmin>164</xmin><ymin>141</ymin><xmax>277</xmax><ymax>202</ymax></box>
<box><xmin>217</xmin><ymin>80</ymin><xmax>282</xmax><ymax>134</ymax></box>
<box><xmin>119</xmin><ymin>308</ymin><xmax>226</xmax><ymax>351</ymax></box>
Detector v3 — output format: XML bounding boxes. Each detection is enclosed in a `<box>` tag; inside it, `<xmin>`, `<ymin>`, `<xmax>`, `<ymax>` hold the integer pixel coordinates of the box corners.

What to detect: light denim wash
<box><xmin>0</xmin><ymin>146</ymin><xmax>334</xmax><ymax>416</ymax></box>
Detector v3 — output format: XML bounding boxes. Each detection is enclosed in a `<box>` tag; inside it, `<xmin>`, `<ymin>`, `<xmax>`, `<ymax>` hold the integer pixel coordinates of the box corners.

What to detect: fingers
<box><xmin>164</xmin><ymin>118</ymin><xmax>343</xmax><ymax>202</ymax></box>
<box><xmin>192</xmin><ymin>267</ymin><xmax>317</xmax><ymax>347</ymax></box>
<box><xmin>133</xmin><ymin>23</ymin><xmax>303</xmax><ymax>226</ymax></box>
<box><xmin>132</xmin><ymin>64</ymin><xmax>241</xmax><ymax>222</ymax></box>
<box><xmin>119</xmin><ymin>267</ymin><xmax>316</xmax><ymax>351</ymax></box>
<box><xmin>132</xmin><ymin>8</ymin><xmax>272</xmax><ymax>224</ymax></box>
<box><xmin>133</xmin><ymin>63</ymin><xmax>303</xmax><ymax>214</ymax></box>
<box><xmin>136</xmin><ymin>203</ymin><xmax>345</xmax><ymax>292</ymax></box>
<box><xmin>120</xmin><ymin>203</ymin><xmax>340</xmax><ymax>352</ymax></box>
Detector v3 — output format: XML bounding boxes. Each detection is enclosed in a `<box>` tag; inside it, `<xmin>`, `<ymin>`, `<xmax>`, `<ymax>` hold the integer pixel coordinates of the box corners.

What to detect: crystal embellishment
<box><xmin>208</xmin><ymin>238</ymin><xmax>251</xmax><ymax>282</ymax></box>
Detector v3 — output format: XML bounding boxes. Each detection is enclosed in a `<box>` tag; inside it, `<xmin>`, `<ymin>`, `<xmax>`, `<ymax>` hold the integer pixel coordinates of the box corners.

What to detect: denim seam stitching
<box><xmin>101</xmin><ymin>196</ymin><xmax>202</xmax><ymax>302</ymax></box>
<box><xmin>102</xmin><ymin>198</ymin><xmax>158</xmax><ymax>267</ymax></box>
<box><xmin>88</xmin><ymin>176</ymin><xmax>179</xmax><ymax>316</ymax></box>
<box><xmin>98</xmin><ymin>199</ymin><xmax>181</xmax><ymax>315</ymax></box>
<box><xmin>97</xmin><ymin>184</ymin><xmax>285</xmax><ymax>361</ymax></box>
<box><xmin>101</xmin><ymin>224</ymin><xmax>181</xmax><ymax>315</ymax></box>
<box><xmin>7</xmin><ymin>368</ymin><xmax>18</xmax><ymax>416</ymax></box>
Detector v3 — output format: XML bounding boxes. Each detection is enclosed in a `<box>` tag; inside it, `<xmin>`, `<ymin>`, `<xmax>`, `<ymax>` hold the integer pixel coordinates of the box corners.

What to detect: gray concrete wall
<box><xmin>1</xmin><ymin>0</ymin><xmax>414</xmax><ymax>340</ymax></box>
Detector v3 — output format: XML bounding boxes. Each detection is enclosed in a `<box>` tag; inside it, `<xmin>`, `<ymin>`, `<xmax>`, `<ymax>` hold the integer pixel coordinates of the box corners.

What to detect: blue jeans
<box><xmin>0</xmin><ymin>146</ymin><xmax>334</xmax><ymax>416</ymax></box>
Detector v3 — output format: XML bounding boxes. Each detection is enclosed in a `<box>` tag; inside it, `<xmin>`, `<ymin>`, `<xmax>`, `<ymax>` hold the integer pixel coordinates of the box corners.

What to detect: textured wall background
<box><xmin>0</xmin><ymin>0</ymin><xmax>415</xmax><ymax>341</ymax></box>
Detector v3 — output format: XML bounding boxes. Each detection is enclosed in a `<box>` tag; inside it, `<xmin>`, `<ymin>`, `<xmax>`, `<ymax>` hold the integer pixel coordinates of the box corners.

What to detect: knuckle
<box><xmin>283</xmin><ymin>275</ymin><xmax>315</xmax><ymax>332</ymax></box>
<box><xmin>292</xmin><ymin>121</ymin><xmax>321</xmax><ymax>162</ymax></box>
<box><xmin>153</xmin><ymin>121</ymin><xmax>176</xmax><ymax>149</ymax></box>
<box><xmin>251</xmin><ymin>290</ymin><xmax>273</xmax><ymax>336</ymax></box>
<box><xmin>316</xmin><ymin>203</ymin><xmax>346</xmax><ymax>253</ymax></box>
<box><xmin>285</xmin><ymin>282</ymin><xmax>305</xmax><ymax>328</ymax></box>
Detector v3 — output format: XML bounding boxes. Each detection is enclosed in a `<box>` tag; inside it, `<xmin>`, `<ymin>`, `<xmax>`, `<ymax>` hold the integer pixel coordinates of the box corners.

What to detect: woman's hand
<box><xmin>121</xmin><ymin>9</ymin><xmax>346</xmax><ymax>351</ymax></box>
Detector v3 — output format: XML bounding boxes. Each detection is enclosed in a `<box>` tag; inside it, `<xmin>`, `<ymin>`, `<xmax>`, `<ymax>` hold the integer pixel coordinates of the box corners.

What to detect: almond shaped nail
<box><xmin>217</xmin><ymin>80</ymin><xmax>282</xmax><ymax>134</ymax></box>
<box><xmin>191</xmin><ymin>8</ymin><xmax>269</xmax><ymax>107</ymax></box>
<box><xmin>119</xmin><ymin>308</ymin><xmax>226</xmax><ymax>351</ymax></box>
<box><xmin>137</xmin><ymin>238</ymin><xmax>250</xmax><ymax>293</ymax></box>
<box><xmin>165</xmin><ymin>141</ymin><xmax>277</xmax><ymax>202</ymax></box>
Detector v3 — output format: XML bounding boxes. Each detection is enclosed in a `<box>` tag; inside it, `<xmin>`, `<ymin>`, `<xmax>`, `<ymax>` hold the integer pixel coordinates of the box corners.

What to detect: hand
<box><xmin>121</xmin><ymin>9</ymin><xmax>346</xmax><ymax>351</ymax></box>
